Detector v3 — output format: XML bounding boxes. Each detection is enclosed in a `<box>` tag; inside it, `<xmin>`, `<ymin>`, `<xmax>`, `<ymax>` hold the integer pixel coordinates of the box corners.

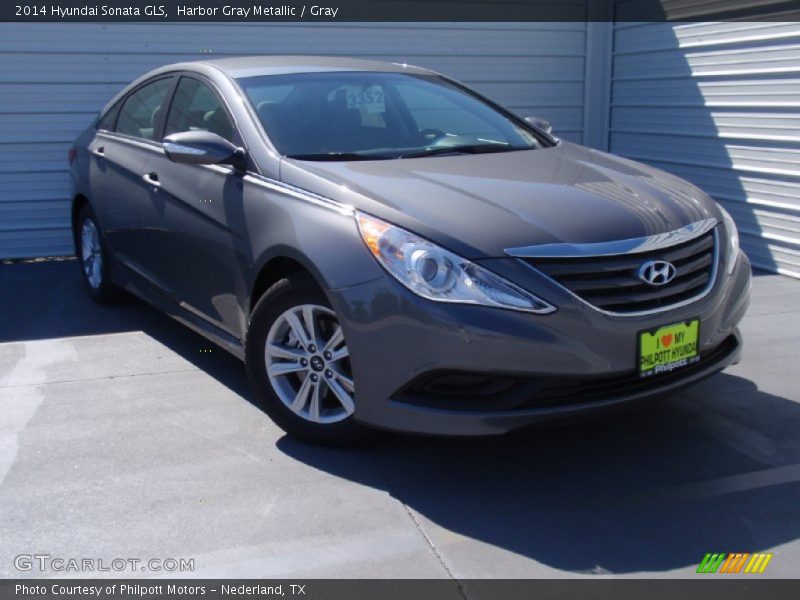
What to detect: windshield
<box><xmin>237</xmin><ymin>71</ymin><xmax>548</xmax><ymax>160</ymax></box>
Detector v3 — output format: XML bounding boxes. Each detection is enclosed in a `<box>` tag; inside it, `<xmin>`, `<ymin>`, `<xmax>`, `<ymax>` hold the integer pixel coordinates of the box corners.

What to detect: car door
<box><xmin>140</xmin><ymin>75</ymin><xmax>251</xmax><ymax>338</ymax></box>
<box><xmin>88</xmin><ymin>76</ymin><xmax>174</xmax><ymax>278</ymax></box>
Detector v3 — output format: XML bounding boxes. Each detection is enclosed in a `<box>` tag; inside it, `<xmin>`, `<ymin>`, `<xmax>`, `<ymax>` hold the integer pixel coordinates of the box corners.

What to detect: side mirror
<box><xmin>524</xmin><ymin>116</ymin><xmax>553</xmax><ymax>136</ymax></box>
<box><xmin>163</xmin><ymin>130</ymin><xmax>245</xmax><ymax>170</ymax></box>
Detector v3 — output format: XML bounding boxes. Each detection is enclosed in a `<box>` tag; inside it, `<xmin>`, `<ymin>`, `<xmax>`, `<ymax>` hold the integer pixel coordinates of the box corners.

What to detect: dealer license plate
<box><xmin>639</xmin><ymin>319</ymin><xmax>700</xmax><ymax>378</ymax></box>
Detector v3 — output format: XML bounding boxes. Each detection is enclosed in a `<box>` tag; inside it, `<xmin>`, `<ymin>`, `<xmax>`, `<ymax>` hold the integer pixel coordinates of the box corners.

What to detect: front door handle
<box><xmin>142</xmin><ymin>172</ymin><xmax>161</xmax><ymax>187</ymax></box>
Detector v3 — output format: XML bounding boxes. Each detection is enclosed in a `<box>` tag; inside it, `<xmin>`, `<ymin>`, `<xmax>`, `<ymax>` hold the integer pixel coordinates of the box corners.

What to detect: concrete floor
<box><xmin>1</xmin><ymin>260</ymin><xmax>799</xmax><ymax>579</ymax></box>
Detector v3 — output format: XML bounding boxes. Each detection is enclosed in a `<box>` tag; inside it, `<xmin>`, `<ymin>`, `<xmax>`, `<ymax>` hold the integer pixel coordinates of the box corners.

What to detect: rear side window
<box><xmin>165</xmin><ymin>77</ymin><xmax>235</xmax><ymax>142</ymax></box>
<box><xmin>97</xmin><ymin>102</ymin><xmax>120</xmax><ymax>131</ymax></box>
<box><xmin>115</xmin><ymin>78</ymin><xmax>173</xmax><ymax>140</ymax></box>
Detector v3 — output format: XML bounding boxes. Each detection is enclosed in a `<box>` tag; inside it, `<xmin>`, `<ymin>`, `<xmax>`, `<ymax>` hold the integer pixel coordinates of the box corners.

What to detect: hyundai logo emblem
<box><xmin>638</xmin><ymin>260</ymin><xmax>677</xmax><ymax>286</ymax></box>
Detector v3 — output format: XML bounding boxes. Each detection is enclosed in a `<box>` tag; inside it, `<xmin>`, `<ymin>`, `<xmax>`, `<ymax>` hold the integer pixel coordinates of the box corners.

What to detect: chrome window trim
<box><xmin>96</xmin><ymin>130</ymin><xmax>163</xmax><ymax>153</ymax></box>
<box><xmin>505</xmin><ymin>218</ymin><xmax>717</xmax><ymax>258</ymax></box>
<box><xmin>518</xmin><ymin>226</ymin><xmax>721</xmax><ymax>318</ymax></box>
<box><xmin>98</xmin><ymin>70</ymin><xmax>251</xmax><ymax>157</ymax></box>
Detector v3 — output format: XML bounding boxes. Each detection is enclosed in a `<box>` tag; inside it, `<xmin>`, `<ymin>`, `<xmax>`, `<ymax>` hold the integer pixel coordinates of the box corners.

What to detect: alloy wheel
<box><xmin>265</xmin><ymin>304</ymin><xmax>354</xmax><ymax>424</ymax></box>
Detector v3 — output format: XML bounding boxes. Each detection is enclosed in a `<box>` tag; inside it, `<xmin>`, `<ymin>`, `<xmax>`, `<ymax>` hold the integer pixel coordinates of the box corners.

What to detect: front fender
<box><xmin>243</xmin><ymin>174</ymin><xmax>384</xmax><ymax>296</ymax></box>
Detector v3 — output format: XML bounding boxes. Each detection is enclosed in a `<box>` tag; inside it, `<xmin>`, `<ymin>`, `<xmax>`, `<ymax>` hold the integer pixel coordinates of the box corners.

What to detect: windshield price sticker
<box><xmin>345</xmin><ymin>85</ymin><xmax>386</xmax><ymax>113</ymax></box>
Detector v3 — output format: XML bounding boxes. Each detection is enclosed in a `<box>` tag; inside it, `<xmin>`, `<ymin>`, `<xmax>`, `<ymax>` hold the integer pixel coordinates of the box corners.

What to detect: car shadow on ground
<box><xmin>277</xmin><ymin>376</ymin><xmax>800</xmax><ymax>574</ymax></box>
<box><xmin>0</xmin><ymin>259</ymin><xmax>252</xmax><ymax>398</ymax></box>
<box><xmin>3</xmin><ymin>260</ymin><xmax>799</xmax><ymax>575</ymax></box>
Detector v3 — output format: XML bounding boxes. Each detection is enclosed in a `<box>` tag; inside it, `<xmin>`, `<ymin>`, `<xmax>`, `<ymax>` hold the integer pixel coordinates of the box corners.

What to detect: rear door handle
<box><xmin>142</xmin><ymin>172</ymin><xmax>161</xmax><ymax>187</ymax></box>
<box><xmin>91</xmin><ymin>146</ymin><xmax>105</xmax><ymax>158</ymax></box>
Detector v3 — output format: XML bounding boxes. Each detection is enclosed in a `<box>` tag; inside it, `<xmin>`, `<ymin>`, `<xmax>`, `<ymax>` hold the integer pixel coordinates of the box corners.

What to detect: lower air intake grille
<box><xmin>524</xmin><ymin>228</ymin><xmax>718</xmax><ymax>313</ymax></box>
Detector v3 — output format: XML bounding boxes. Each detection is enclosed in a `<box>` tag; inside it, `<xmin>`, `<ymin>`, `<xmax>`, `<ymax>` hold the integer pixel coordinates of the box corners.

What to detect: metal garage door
<box><xmin>609</xmin><ymin>20</ymin><xmax>800</xmax><ymax>277</ymax></box>
<box><xmin>0</xmin><ymin>22</ymin><xmax>589</xmax><ymax>259</ymax></box>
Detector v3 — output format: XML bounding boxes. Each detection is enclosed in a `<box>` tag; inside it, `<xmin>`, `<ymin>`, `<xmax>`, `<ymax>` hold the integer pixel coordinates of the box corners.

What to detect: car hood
<box><xmin>280</xmin><ymin>141</ymin><xmax>719</xmax><ymax>259</ymax></box>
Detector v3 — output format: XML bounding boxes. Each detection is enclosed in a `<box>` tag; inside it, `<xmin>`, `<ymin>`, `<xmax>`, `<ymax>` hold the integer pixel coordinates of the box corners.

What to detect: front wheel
<box><xmin>246</xmin><ymin>274</ymin><xmax>371</xmax><ymax>446</ymax></box>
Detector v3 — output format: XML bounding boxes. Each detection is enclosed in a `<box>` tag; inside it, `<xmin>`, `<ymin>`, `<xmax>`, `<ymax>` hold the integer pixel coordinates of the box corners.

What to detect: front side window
<box><xmin>115</xmin><ymin>77</ymin><xmax>173</xmax><ymax>141</ymax></box>
<box><xmin>165</xmin><ymin>77</ymin><xmax>235</xmax><ymax>142</ymax></box>
<box><xmin>238</xmin><ymin>71</ymin><xmax>545</xmax><ymax>160</ymax></box>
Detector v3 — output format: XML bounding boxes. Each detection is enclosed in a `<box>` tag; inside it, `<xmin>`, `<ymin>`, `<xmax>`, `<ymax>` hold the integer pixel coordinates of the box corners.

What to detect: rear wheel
<box><xmin>75</xmin><ymin>204</ymin><xmax>122</xmax><ymax>304</ymax></box>
<box><xmin>246</xmin><ymin>274</ymin><xmax>370</xmax><ymax>445</ymax></box>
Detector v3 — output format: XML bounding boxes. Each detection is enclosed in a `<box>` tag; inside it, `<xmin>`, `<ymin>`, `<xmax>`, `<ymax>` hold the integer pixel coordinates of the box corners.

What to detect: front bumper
<box><xmin>328</xmin><ymin>252</ymin><xmax>751</xmax><ymax>436</ymax></box>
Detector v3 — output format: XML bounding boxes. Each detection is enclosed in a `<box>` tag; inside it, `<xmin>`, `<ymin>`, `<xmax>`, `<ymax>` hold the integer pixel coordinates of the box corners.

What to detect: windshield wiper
<box><xmin>286</xmin><ymin>152</ymin><xmax>387</xmax><ymax>161</ymax></box>
<box><xmin>287</xmin><ymin>144</ymin><xmax>523</xmax><ymax>161</ymax></box>
<box><xmin>398</xmin><ymin>144</ymin><xmax>518</xmax><ymax>159</ymax></box>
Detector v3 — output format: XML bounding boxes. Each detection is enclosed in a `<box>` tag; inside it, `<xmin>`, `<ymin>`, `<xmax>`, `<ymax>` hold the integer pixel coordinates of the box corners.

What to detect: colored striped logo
<box><xmin>697</xmin><ymin>553</ymin><xmax>773</xmax><ymax>574</ymax></box>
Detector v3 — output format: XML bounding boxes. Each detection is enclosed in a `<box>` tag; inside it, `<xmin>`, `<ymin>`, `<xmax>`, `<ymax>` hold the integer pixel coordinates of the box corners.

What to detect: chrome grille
<box><xmin>524</xmin><ymin>227</ymin><xmax>718</xmax><ymax>313</ymax></box>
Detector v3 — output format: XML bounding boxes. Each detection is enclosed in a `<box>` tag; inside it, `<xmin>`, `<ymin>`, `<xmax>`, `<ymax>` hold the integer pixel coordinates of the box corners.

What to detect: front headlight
<box><xmin>356</xmin><ymin>212</ymin><xmax>555</xmax><ymax>314</ymax></box>
<box><xmin>719</xmin><ymin>205</ymin><xmax>740</xmax><ymax>274</ymax></box>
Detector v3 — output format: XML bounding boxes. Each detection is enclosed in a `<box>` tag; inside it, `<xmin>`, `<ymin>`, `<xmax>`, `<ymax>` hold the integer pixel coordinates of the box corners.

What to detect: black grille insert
<box><xmin>393</xmin><ymin>334</ymin><xmax>739</xmax><ymax>413</ymax></box>
<box><xmin>519</xmin><ymin>333</ymin><xmax>739</xmax><ymax>410</ymax></box>
<box><xmin>524</xmin><ymin>228</ymin><xmax>717</xmax><ymax>313</ymax></box>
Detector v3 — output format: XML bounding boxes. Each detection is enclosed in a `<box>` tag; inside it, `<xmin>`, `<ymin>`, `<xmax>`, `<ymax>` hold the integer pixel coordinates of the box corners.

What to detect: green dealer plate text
<box><xmin>639</xmin><ymin>319</ymin><xmax>700</xmax><ymax>378</ymax></box>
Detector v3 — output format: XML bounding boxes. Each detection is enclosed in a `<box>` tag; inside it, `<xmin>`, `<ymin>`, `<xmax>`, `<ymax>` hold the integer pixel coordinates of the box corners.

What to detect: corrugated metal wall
<box><xmin>0</xmin><ymin>22</ymin><xmax>588</xmax><ymax>259</ymax></box>
<box><xmin>4</xmin><ymin>20</ymin><xmax>800</xmax><ymax>278</ymax></box>
<box><xmin>609</xmin><ymin>21</ymin><xmax>800</xmax><ymax>277</ymax></box>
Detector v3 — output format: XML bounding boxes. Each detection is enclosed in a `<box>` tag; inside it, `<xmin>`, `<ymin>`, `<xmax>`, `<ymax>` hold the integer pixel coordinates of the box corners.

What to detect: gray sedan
<box><xmin>69</xmin><ymin>56</ymin><xmax>751</xmax><ymax>444</ymax></box>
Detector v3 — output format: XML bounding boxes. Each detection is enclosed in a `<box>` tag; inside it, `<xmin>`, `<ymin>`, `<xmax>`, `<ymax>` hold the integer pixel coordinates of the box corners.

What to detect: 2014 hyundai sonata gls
<box><xmin>69</xmin><ymin>56</ymin><xmax>751</xmax><ymax>444</ymax></box>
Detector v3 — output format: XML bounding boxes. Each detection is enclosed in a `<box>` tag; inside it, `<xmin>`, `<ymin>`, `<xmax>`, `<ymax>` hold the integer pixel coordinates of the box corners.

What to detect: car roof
<box><xmin>194</xmin><ymin>55</ymin><xmax>434</xmax><ymax>78</ymax></box>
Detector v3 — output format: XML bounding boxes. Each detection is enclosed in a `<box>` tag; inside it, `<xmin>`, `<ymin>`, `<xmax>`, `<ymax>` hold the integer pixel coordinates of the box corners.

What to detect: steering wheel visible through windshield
<box><xmin>237</xmin><ymin>71</ymin><xmax>549</xmax><ymax>160</ymax></box>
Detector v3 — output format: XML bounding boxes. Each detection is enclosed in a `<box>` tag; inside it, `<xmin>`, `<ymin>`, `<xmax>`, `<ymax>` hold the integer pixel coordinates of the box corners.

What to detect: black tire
<box><xmin>74</xmin><ymin>203</ymin><xmax>123</xmax><ymax>304</ymax></box>
<box><xmin>245</xmin><ymin>274</ymin><xmax>372</xmax><ymax>446</ymax></box>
